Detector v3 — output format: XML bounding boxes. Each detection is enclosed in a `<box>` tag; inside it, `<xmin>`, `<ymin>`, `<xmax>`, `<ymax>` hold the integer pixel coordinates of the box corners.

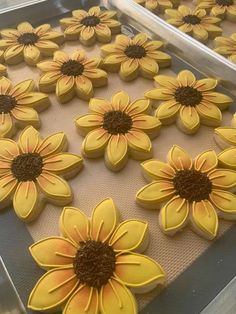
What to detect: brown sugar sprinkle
<box><xmin>80</xmin><ymin>16</ymin><xmax>101</xmax><ymax>27</ymax></box>
<box><xmin>103</xmin><ymin>110</ymin><xmax>133</xmax><ymax>135</ymax></box>
<box><xmin>124</xmin><ymin>45</ymin><xmax>147</xmax><ymax>59</ymax></box>
<box><xmin>17</xmin><ymin>33</ymin><xmax>39</xmax><ymax>45</ymax></box>
<box><xmin>61</xmin><ymin>60</ymin><xmax>84</xmax><ymax>77</ymax></box>
<box><xmin>0</xmin><ymin>95</ymin><xmax>17</xmax><ymax>113</ymax></box>
<box><xmin>174</xmin><ymin>86</ymin><xmax>203</xmax><ymax>107</ymax></box>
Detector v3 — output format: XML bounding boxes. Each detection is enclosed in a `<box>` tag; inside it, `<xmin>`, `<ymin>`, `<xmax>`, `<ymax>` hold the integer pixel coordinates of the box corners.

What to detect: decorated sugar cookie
<box><xmin>0</xmin><ymin>77</ymin><xmax>50</xmax><ymax>138</ymax></box>
<box><xmin>101</xmin><ymin>33</ymin><xmax>171</xmax><ymax>81</ymax></box>
<box><xmin>0</xmin><ymin>126</ymin><xmax>82</xmax><ymax>222</ymax></box>
<box><xmin>75</xmin><ymin>91</ymin><xmax>161</xmax><ymax>171</ymax></box>
<box><xmin>60</xmin><ymin>6</ymin><xmax>121</xmax><ymax>46</ymax></box>
<box><xmin>28</xmin><ymin>198</ymin><xmax>166</xmax><ymax>313</ymax></box>
<box><xmin>0</xmin><ymin>22</ymin><xmax>64</xmax><ymax>66</ymax></box>
<box><xmin>134</xmin><ymin>0</ymin><xmax>179</xmax><ymax>12</ymax></box>
<box><xmin>37</xmin><ymin>50</ymin><xmax>107</xmax><ymax>103</ymax></box>
<box><xmin>165</xmin><ymin>6</ymin><xmax>222</xmax><ymax>42</ymax></box>
<box><xmin>197</xmin><ymin>0</ymin><xmax>236</xmax><ymax>21</ymax></box>
<box><xmin>214</xmin><ymin>33</ymin><xmax>236</xmax><ymax>64</ymax></box>
<box><xmin>136</xmin><ymin>145</ymin><xmax>236</xmax><ymax>240</ymax></box>
<box><xmin>145</xmin><ymin>70</ymin><xmax>232</xmax><ymax>134</ymax></box>
<box><xmin>0</xmin><ymin>51</ymin><xmax>7</xmax><ymax>76</ymax></box>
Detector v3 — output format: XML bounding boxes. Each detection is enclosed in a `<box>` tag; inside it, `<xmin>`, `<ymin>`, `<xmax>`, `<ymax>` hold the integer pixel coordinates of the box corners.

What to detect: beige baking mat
<box><xmin>4</xmin><ymin>25</ymin><xmax>234</xmax><ymax>310</ymax></box>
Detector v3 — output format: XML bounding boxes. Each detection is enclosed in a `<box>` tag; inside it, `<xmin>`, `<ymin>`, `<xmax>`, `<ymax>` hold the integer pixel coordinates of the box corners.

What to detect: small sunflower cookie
<box><xmin>0</xmin><ymin>77</ymin><xmax>50</xmax><ymax>138</ymax></box>
<box><xmin>165</xmin><ymin>5</ymin><xmax>222</xmax><ymax>42</ymax></box>
<box><xmin>0</xmin><ymin>51</ymin><xmax>7</xmax><ymax>76</ymax></box>
<box><xmin>60</xmin><ymin>6</ymin><xmax>121</xmax><ymax>46</ymax></box>
<box><xmin>136</xmin><ymin>145</ymin><xmax>236</xmax><ymax>240</ymax></box>
<box><xmin>28</xmin><ymin>198</ymin><xmax>166</xmax><ymax>314</ymax></box>
<box><xmin>145</xmin><ymin>70</ymin><xmax>232</xmax><ymax>134</ymax></box>
<box><xmin>75</xmin><ymin>91</ymin><xmax>161</xmax><ymax>171</ymax></box>
<box><xmin>0</xmin><ymin>22</ymin><xmax>64</xmax><ymax>66</ymax></box>
<box><xmin>214</xmin><ymin>33</ymin><xmax>236</xmax><ymax>64</ymax></box>
<box><xmin>0</xmin><ymin>126</ymin><xmax>83</xmax><ymax>222</ymax></box>
<box><xmin>134</xmin><ymin>0</ymin><xmax>179</xmax><ymax>13</ymax></box>
<box><xmin>101</xmin><ymin>33</ymin><xmax>171</xmax><ymax>81</ymax></box>
<box><xmin>37</xmin><ymin>50</ymin><xmax>107</xmax><ymax>103</ymax></box>
<box><xmin>197</xmin><ymin>0</ymin><xmax>236</xmax><ymax>21</ymax></box>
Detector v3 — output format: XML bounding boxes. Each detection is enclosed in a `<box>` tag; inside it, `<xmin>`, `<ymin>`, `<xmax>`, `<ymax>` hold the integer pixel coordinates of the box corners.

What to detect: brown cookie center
<box><xmin>11</xmin><ymin>153</ymin><xmax>43</xmax><ymax>181</ymax></box>
<box><xmin>173</xmin><ymin>169</ymin><xmax>212</xmax><ymax>202</ymax></box>
<box><xmin>0</xmin><ymin>95</ymin><xmax>17</xmax><ymax>113</ymax></box>
<box><xmin>80</xmin><ymin>16</ymin><xmax>101</xmax><ymax>27</ymax></box>
<box><xmin>103</xmin><ymin>110</ymin><xmax>133</xmax><ymax>135</ymax></box>
<box><xmin>73</xmin><ymin>240</ymin><xmax>116</xmax><ymax>289</ymax></box>
<box><xmin>216</xmin><ymin>0</ymin><xmax>233</xmax><ymax>5</ymax></box>
<box><xmin>124</xmin><ymin>45</ymin><xmax>146</xmax><ymax>59</ymax></box>
<box><xmin>175</xmin><ymin>86</ymin><xmax>202</xmax><ymax>106</ymax></box>
<box><xmin>182</xmin><ymin>15</ymin><xmax>201</xmax><ymax>25</ymax></box>
<box><xmin>61</xmin><ymin>60</ymin><xmax>84</xmax><ymax>76</ymax></box>
<box><xmin>17</xmin><ymin>32</ymin><xmax>39</xmax><ymax>45</ymax></box>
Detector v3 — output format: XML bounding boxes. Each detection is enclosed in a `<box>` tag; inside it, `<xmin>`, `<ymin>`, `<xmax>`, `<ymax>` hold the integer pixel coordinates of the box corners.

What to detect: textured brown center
<box><xmin>80</xmin><ymin>16</ymin><xmax>100</xmax><ymax>27</ymax></box>
<box><xmin>73</xmin><ymin>240</ymin><xmax>116</xmax><ymax>289</ymax></box>
<box><xmin>0</xmin><ymin>95</ymin><xmax>17</xmax><ymax>113</ymax></box>
<box><xmin>175</xmin><ymin>86</ymin><xmax>202</xmax><ymax>106</ymax></box>
<box><xmin>11</xmin><ymin>153</ymin><xmax>43</xmax><ymax>181</ymax></box>
<box><xmin>103</xmin><ymin>110</ymin><xmax>133</xmax><ymax>134</ymax></box>
<box><xmin>125</xmin><ymin>45</ymin><xmax>146</xmax><ymax>59</ymax></box>
<box><xmin>173</xmin><ymin>169</ymin><xmax>212</xmax><ymax>202</ymax></box>
<box><xmin>61</xmin><ymin>60</ymin><xmax>84</xmax><ymax>76</ymax></box>
<box><xmin>216</xmin><ymin>0</ymin><xmax>233</xmax><ymax>5</ymax></box>
<box><xmin>17</xmin><ymin>32</ymin><xmax>39</xmax><ymax>45</ymax></box>
<box><xmin>183</xmin><ymin>15</ymin><xmax>201</xmax><ymax>25</ymax></box>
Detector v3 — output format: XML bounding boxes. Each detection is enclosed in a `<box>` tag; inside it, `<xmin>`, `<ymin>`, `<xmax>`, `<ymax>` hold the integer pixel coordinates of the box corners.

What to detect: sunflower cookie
<box><xmin>165</xmin><ymin>6</ymin><xmax>222</xmax><ymax>42</ymax></box>
<box><xmin>214</xmin><ymin>33</ymin><xmax>236</xmax><ymax>64</ymax></box>
<box><xmin>0</xmin><ymin>22</ymin><xmax>64</xmax><ymax>66</ymax></box>
<box><xmin>75</xmin><ymin>91</ymin><xmax>161</xmax><ymax>171</ymax></box>
<box><xmin>28</xmin><ymin>198</ymin><xmax>166</xmax><ymax>313</ymax></box>
<box><xmin>136</xmin><ymin>145</ymin><xmax>236</xmax><ymax>240</ymax></box>
<box><xmin>134</xmin><ymin>0</ymin><xmax>179</xmax><ymax>12</ymax></box>
<box><xmin>60</xmin><ymin>6</ymin><xmax>121</xmax><ymax>45</ymax></box>
<box><xmin>101</xmin><ymin>33</ymin><xmax>171</xmax><ymax>81</ymax></box>
<box><xmin>37</xmin><ymin>50</ymin><xmax>107</xmax><ymax>103</ymax></box>
<box><xmin>0</xmin><ymin>126</ymin><xmax>82</xmax><ymax>222</ymax></box>
<box><xmin>0</xmin><ymin>77</ymin><xmax>50</xmax><ymax>138</ymax></box>
<box><xmin>145</xmin><ymin>70</ymin><xmax>232</xmax><ymax>134</ymax></box>
<box><xmin>0</xmin><ymin>51</ymin><xmax>7</xmax><ymax>76</ymax></box>
<box><xmin>197</xmin><ymin>0</ymin><xmax>236</xmax><ymax>21</ymax></box>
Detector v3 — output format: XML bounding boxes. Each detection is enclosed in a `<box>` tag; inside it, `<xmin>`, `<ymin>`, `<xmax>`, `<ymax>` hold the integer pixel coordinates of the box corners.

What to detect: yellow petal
<box><xmin>209</xmin><ymin>169</ymin><xmax>236</xmax><ymax>189</ymax></box>
<box><xmin>160</xmin><ymin>196</ymin><xmax>189</xmax><ymax>234</ymax></box>
<box><xmin>177</xmin><ymin>70</ymin><xmax>196</xmax><ymax>87</ymax></box>
<box><xmin>105</xmin><ymin>134</ymin><xmax>128</xmax><ymax>170</ymax></box>
<box><xmin>40</xmin><ymin>31</ymin><xmax>64</xmax><ymax>45</ymax></box>
<box><xmin>203</xmin><ymin>92</ymin><xmax>232</xmax><ymax>107</ymax></box>
<box><xmin>192</xmin><ymin>25</ymin><xmax>209</xmax><ymax>42</ymax></box>
<box><xmin>28</xmin><ymin>267</ymin><xmax>78</xmax><ymax>311</ymax></box>
<box><xmin>102</xmin><ymin>19</ymin><xmax>121</xmax><ymax>29</ymax></box>
<box><xmin>196</xmin><ymin>102</ymin><xmax>222</xmax><ymax>126</ymax></box>
<box><xmin>56</xmin><ymin>76</ymin><xmax>75</xmax><ymax>101</ymax></box>
<box><xmin>89</xmin><ymin>97</ymin><xmax>112</xmax><ymax>114</ymax></box>
<box><xmin>101</xmin><ymin>43</ymin><xmax>121</xmax><ymax>55</ymax></box>
<box><xmin>60</xmin><ymin>207</ymin><xmax>89</xmax><ymax>244</ymax></box>
<box><xmin>99</xmin><ymin>10</ymin><xmax>117</xmax><ymax>20</ymax></box>
<box><xmin>111</xmin><ymin>90</ymin><xmax>130</xmax><ymax>111</ymax></box>
<box><xmin>64</xmin><ymin>24</ymin><xmax>83</xmax><ymax>37</ymax></box>
<box><xmin>141</xmin><ymin>159</ymin><xmax>176</xmax><ymax>181</ymax></box>
<box><xmin>94</xmin><ymin>24</ymin><xmax>111</xmax><ymax>42</ymax></box>
<box><xmin>154</xmin><ymin>74</ymin><xmax>179</xmax><ymax>88</ymax></box>
<box><xmin>179</xmin><ymin>23</ymin><xmax>193</xmax><ymax>33</ymax></box>
<box><xmin>83</xmin><ymin>68</ymin><xmax>108</xmax><ymax>85</ymax></box>
<box><xmin>179</xmin><ymin>106</ymin><xmax>200</xmax><ymax>134</ymax></box>
<box><xmin>166</xmin><ymin>18</ymin><xmax>183</xmax><ymax>26</ymax></box>
<box><xmin>11</xmin><ymin>106</ymin><xmax>39</xmax><ymax>125</ymax></box>
<box><xmin>115</xmin><ymin>34</ymin><xmax>130</xmax><ymax>47</ymax></box>
<box><xmin>0</xmin><ymin>174</ymin><xmax>17</xmax><ymax>205</ymax></box>
<box><xmin>202</xmin><ymin>23</ymin><xmax>222</xmax><ymax>35</ymax></box>
<box><xmin>115</xmin><ymin>253</ymin><xmax>165</xmax><ymax>288</ymax></box>
<box><xmin>139</xmin><ymin>57</ymin><xmax>159</xmax><ymax>78</ymax></box>
<box><xmin>215</xmin><ymin>127</ymin><xmax>236</xmax><ymax>146</ymax></box>
<box><xmin>30</xmin><ymin>237</ymin><xmax>77</xmax><ymax>269</ymax></box>
<box><xmin>144</xmin><ymin>40</ymin><xmax>163</xmax><ymax>51</ymax></box>
<box><xmin>0</xmin><ymin>76</ymin><xmax>13</xmax><ymax>93</ymax></box>
<box><xmin>39</xmin><ymin>72</ymin><xmax>61</xmax><ymax>89</ymax></box>
<box><xmin>0</xmin><ymin>39</ymin><xmax>15</xmax><ymax>50</ymax></box>
<box><xmin>145</xmin><ymin>88</ymin><xmax>174</xmax><ymax>100</ymax></box>
<box><xmin>191</xmin><ymin>200</ymin><xmax>218</xmax><ymax>239</ymax></box>
<box><xmin>179</xmin><ymin>5</ymin><xmax>191</xmax><ymax>15</ymax></box>
<box><xmin>211</xmin><ymin>5</ymin><xmax>226</xmax><ymax>16</ymax></box>
<box><xmin>34</xmin><ymin>24</ymin><xmax>51</xmax><ymax>36</ymax></box>
<box><xmin>167</xmin><ymin>145</ymin><xmax>193</xmax><ymax>170</ymax></box>
<box><xmin>0</xmin><ymin>28</ymin><xmax>19</xmax><ymax>39</ymax></box>
<box><xmin>72</xmin><ymin>9</ymin><xmax>87</xmax><ymax>19</ymax></box>
<box><xmin>132</xmin><ymin>33</ymin><xmax>148</xmax><ymax>45</ymax></box>
<box><xmin>63</xmin><ymin>285</ymin><xmax>99</xmax><ymax>314</ymax></box>
<box><xmin>36</xmin><ymin>132</ymin><xmax>66</xmax><ymax>157</ymax></box>
<box><xmin>126</xmin><ymin>99</ymin><xmax>150</xmax><ymax>115</ymax></box>
<box><xmin>100</xmin><ymin>278</ymin><xmax>136</xmax><ymax>314</ymax></box>
<box><xmin>126</xmin><ymin>130</ymin><xmax>152</xmax><ymax>156</ymax></box>
<box><xmin>23</xmin><ymin>45</ymin><xmax>40</xmax><ymax>66</ymax></box>
<box><xmin>88</xmin><ymin>6</ymin><xmax>101</xmax><ymax>15</ymax></box>
<box><xmin>36</xmin><ymin>60</ymin><xmax>60</xmax><ymax>72</ymax></box>
<box><xmin>90</xmin><ymin>198</ymin><xmax>118</xmax><ymax>242</ymax></box>
<box><xmin>145</xmin><ymin>0</ymin><xmax>159</xmax><ymax>10</ymax></box>
<box><xmin>75</xmin><ymin>76</ymin><xmax>93</xmax><ymax>100</ymax></box>
<box><xmin>218</xmin><ymin>147</ymin><xmax>236</xmax><ymax>169</ymax></box>
<box><xmin>43</xmin><ymin>153</ymin><xmax>82</xmax><ymax>174</ymax></box>
<box><xmin>19</xmin><ymin>126</ymin><xmax>41</xmax><ymax>153</ymax></box>
<box><xmin>10</xmin><ymin>79</ymin><xmax>35</xmax><ymax>97</ymax></box>
<box><xmin>17</xmin><ymin>22</ymin><xmax>33</xmax><ymax>32</ymax></box>
<box><xmin>13</xmin><ymin>181</ymin><xmax>39</xmax><ymax>221</ymax></box>
<box><xmin>132</xmin><ymin>114</ymin><xmax>161</xmax><ymax>133</ymax></box>
<box><xmin>35</xmin><ymin>40</ymin><xmax>59</xmax><ymax>53</ymax></box>
<box><xmin>155</xmin><ymin>100</ymin><xmax>180</xmax><ymax>123</ymax></box>
<box><xmin>82</xmin><ymin>129</ymin><xmax>110</xmax><ymax>158</ymax></box>
<box><xmin>4</xmin><ymin>45</ymin><xmax>24</xmax><ymax>64</ymax></box>
<box><xmin>194</xmin><ymin>150</ymin><xmax>218</xmax><ymax>173</ymax></box>
<box><xmin>75</xmin><ymin>114</ymin><xmax>103</xmax><ymax>136</ymax></box>
<box><xmin>194</xmin><ymin>78</ymin><xmax>218</xmax><ymax>91</ymax></box>
<box><xmin>80</xmin><ymin>26</ymin><xmax>95</xmax><ymax>44</ymax></box>
<box><xmin>16</xmin><ymin>92</ymin><xmax>50</xmax><ymax>110</ymax></box>
<box><xmin>136</xmin><ymin>181</ymin><xmax>175</xmax><ymax>208</ymax></box>
<box><xmin>210</xmin><ymin>190</ymin><xmax>236</xmax><ymax>215</ymax></box>
<box><xmin>54</xmin><ymin>50</ymin><xmax>69</xmax><ymax>62</ymax></box>
<box><xmin>0</xmin><ymin>159</ymin><xmax>11</xmax><ymax>176</ymax></box>
<box><xmin>120</xmin><ymin>59</ymin><xmax>139</xmax><ymax>81</ymax></box>
<box><xmin>229</xmin><ymin>54</ymin><xmax>236</xmax><ymax>64</ymax></box>
<box><xmin>0</xmin><ymin>138</ymin><xmax>19</xmax><ymax>160</ymax></box>
<box><xmin>165</xmin><ymin>8</ymin><xmax>183</xmax><ymax>18</ymax></box>
<box><xmin>0</xmin><ymin>113</ymin><xmax>13</xmax><ymax>138</ymax></box>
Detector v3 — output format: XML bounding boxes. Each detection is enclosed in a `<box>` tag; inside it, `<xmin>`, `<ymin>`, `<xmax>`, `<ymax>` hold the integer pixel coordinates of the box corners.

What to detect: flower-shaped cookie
<box><xmin>37</xmin><ymin>50</ymin><xmax>107</xmax><ymax>103</ymax></box>
<box><xmin>0</xmin><ymin>51</ymin><xmax>7</xmax><ymax>76</ymax></box>
<box><xmin>60</xmin><ymin>6</ymin><xmax>121</xmax><ymax>46</ymax></box>
<box><xmin>197</xmin><ymin>0</ymin><xmax>236</xmax><ymax>21</ymax></box>
<box><xmin>165</xmin><ymin>6</ymin><xmax>222</xmax><ymax>42</ymax></box>
<box><xmin>75</xmin><ymin>91</ymin><xmax>161</xmax><ymax>171</ymax></box>
<box><xmin>101</xmin><ymin>33</ymin><xmax>171</xmax><ymax>81</ymax></box>
<box><xmin>214</xmin><ymin>33</ymin><xmax>236</xmax><ymax>64</ymax></box>
<box><xmin>0</xmin><ymin>126</ymin><xmax>82</xmax><ymax>222</ymax></box>
<box><xmin>136</xmin><ymin>146</ymin><xmax>236</xmax><ymax>240</ymax></box>
<box><xmin>28</xmin><ymin>198</ymin><xmax>166</xmax><ymax>313</ymax></box>
<box><xmin>0</xmin><ymin>77</ymin><xmax>50</xmax><ymax>138</ymax></box>
<box><xmin>134</xmin><ymin>0</ymin><xmax>179</xmax><ymax>12</ymax></box>
<box><xmin>0</xmin><ymin>22</ymin><xmax>64</xmax><ymax>66</ymax></box>
<box><xmin>145</xmin><ymin>70</ymin><xmax>232</xmax><ymax>134</ymax></box>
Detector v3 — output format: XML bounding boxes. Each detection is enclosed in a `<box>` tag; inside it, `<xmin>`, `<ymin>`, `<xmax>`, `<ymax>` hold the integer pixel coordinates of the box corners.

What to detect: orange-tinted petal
<box><xmin>82</xmin><ymin>129</ymin><xmax>110</xmax><ymax>158</ymax></box>
<box><xmin>0</xmin><ymin>138</ymin><xmax>19</xmax><ymax>160</ymax></box>
<box><xmin>19</xmin><ymin>126</ymin><xmax>41</xmax><ymax>153</ymax></box>
<box><xmin>167</xmin><ymin>145</ymin><xmax>192</xmax><ymax>170</ymax></box>
<box><xmin>43</xmin><ymin>153</ymin><xmax>82</xmax><ymax>174</ymax></box>
<box><xmin>105</xmin><ymin>134</ymin><xmax>128</xmax><ymax>171</ymax></box>
<box><xmin>141</xmin><ymin>159</ymin><xmax>176</xmax><ymax>181</ymax></box>
<box><xmin>194</xmin><ymin>150</ymin><xmax>218</xmax><ymax>173</ymax></box>
<box><xmin>36</xmin><ymin>132</ymin><xmax>66</xmax><ymax>157</ymax></box>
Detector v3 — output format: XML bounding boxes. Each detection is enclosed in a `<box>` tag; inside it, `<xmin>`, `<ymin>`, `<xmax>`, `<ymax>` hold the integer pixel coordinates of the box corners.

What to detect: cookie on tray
<box><xmin>134</xmin><ymin>0</ymin><xmax>180</xmax><ymax>13</ymax></box>
<box><xmin>0</xmin><ymin>51</ymin><xmax>7</xmax><ymax>76</ymax></box>
<box><xmin>28</xmin><ymin>198</ymin><xmax>166</xmax><ymax>314</ymax></box>
<box><xmin>214</xmin><ymin>33</ymin><xmax>236</xmax><ymax>64</ymax></box>
<box><xmin>197</xmin><ymin>0</ymin><xmax>236</xmax><ymax>21</ymax></box>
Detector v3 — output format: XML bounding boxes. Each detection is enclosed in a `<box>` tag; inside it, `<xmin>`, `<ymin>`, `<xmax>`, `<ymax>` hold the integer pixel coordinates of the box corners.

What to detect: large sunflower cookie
<box><xmin>0</xmin><ymin>22</ymin><xmax>64</xmax><ymax>66</ymax></box>
<box><xmin>101</xmin><ymin>33</ymin><xmax>171</xmax><ymax>81</ymax></box>
<box><xmin>0</xmin><ymin>51</ymin><xmax>7</xmax><ymax>76</ymax></box>
<box><xmin>60</xmin><ymin>6</ymin><xmax>121</xmax><ymax>45</ymax></box>
<box><xmin>145</xmin><ymin>70</ymin><xmax>232</xmax><ymax>134</ymax></box>
<box><xmin>197</xmin><ymin>0</ymin><xmax>236</xmax><ymax>21</ymax></box>
<box><xmin>75</xmin><ymin>91</ymin><xmax>161</xmax><ymax>171</ymax></box>
<box><xmin>0</xmin><ymin>126</ymin><xmax>82</xmax><ymax>222</ymax></box>
<box><xmin>214</xmin><ymin>33</ymin><xmax>236</xmax><ymax>64</ymax></box>
<box><xmin>28</xmin><ymin>198</ymin><xmax>166</xmax><ymax>313</ymax></box>
<box><xmin>0</xmin><ymin>77</ymin><xmax>50</xmax><ymax>138</ymax></box>
<box><xmin>136</xmin><ymin>145</ymin><xmax>236</xmax><ymax>240</ymax></box>
<box><xmin>37</xmin><ymin>50</ymin><xmax>107</xmax><ymax>103</ymax></box>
